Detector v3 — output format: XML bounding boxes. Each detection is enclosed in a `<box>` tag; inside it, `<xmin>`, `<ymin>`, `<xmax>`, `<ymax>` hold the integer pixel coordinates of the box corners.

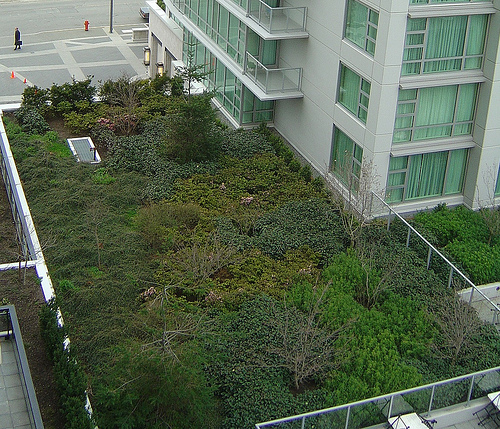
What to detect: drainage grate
<box><xmin>67</xmin><ymin>137</ymin><xmax>101</xmax><ymax>163</ymax></box>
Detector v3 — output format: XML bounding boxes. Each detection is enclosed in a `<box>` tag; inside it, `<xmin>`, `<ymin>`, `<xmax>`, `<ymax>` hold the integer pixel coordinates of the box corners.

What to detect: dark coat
<box><xmin>15</xmin><ymin>29</ymin><xmax>20</xmax><ymax>44</ymax></box>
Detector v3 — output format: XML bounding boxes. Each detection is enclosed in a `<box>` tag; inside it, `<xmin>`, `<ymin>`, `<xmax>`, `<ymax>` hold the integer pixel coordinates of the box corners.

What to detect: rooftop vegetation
<box><xmin>3</xmin><ymin>74</ymin><xmax>500</xmax><ymax>428</ymax></box>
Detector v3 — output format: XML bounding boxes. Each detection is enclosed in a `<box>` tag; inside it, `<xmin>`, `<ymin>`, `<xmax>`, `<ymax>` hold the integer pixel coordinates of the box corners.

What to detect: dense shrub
<box><xmin>444</xmin><ymin>240</ymin><xmax>500</xmax><ymax>285</ymax></box>
<box><xmin>39</xmin><ymin>300</ymin><xmax>93</xmax><ymax>429</ymax></box>
<box><xmin>21</xmin><ymin>85</ymin><xmax>50</xmax><ymax>114</ymax></box>
<box><xmin>413</xmin><ymin>204</ymin><xmax>489</xmax><ymax>246</ymax></box>
<box><xmin>167</xmin><ymin>94</ymin><xmax>223</xmax><ymax>163</ymax></box>
<box><xmin>219</xmin><ymin>128</ymin><xmax>273</xmax><ymax>158</ymax></box>
<box><xmin>49</xmin><ymin>77</ymin><xmax>96</xmax><ymax>114</ymax></box>
<box><xmin>253</xmin><ymin>198</ymin><xmax>347</xmax><ymax>259</ymax></box>
<box><xmin>14</xmin><ymin>107</ymin><xmax>50</xmax><ymax>135</ymax></box>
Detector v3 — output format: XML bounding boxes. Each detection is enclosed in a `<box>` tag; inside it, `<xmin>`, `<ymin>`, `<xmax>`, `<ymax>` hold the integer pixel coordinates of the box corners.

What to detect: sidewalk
<box><xmin>0</xmin><ymin>24</ymin><xmax>148</xmax><ymax>104</ymax></box>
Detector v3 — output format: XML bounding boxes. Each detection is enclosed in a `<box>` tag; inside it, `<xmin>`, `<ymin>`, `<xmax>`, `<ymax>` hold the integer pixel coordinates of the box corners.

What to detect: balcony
<box><xmin>247</xmin><ymin>0</ymin><xmax>307</xmax><ymax>34</ymax></box>
<box><xmin>0</xmin><ymin>305</ymin><xmax>43</xmax><ymax>429</ymax></box>
<box><xmin>244</xmin><ymin>52</ymin><xmax>302</xmax><ymax>94</ymax></box>
<box><xmin>255</xmin><ymin>366</ymin><xmax>500</xmax><ymax>429</ymax></box>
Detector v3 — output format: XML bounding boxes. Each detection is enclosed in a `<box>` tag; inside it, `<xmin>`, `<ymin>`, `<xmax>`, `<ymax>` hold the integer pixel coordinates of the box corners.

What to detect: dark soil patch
<box><xmin>47</xmin><ymin>117</ymin><xmax>78</xmax><ymax>141</ymax></box>
<box><xmin>0</xmin><ymin>181</ymin><xmax>64</xmax><ymax>428</ymax></box>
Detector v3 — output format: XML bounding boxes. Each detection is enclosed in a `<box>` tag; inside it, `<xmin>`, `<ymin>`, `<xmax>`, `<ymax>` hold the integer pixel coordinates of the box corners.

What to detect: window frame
<box><xmin>393</xmin><ymin>83</ymin><xmax>479</xmax><ymax>143</ymax></box>
<box><xmin>386</xmin><ymin>149</ymin><xmax>469</xmax><ymax>203</ymax></box>
<box><xmin>331</xmin><ymin>128</ymin><xmax>364</xmax><ymax>192</ymax></box>
<box><xmin>344</xmin><ymin>0</ymin><xmax>379</xmax><ymax>56</ymax></box>
<box><xmin>338</xmin><ymin>63</ymin><xmax>371</xmax><ymax>124</ymax></box>
<box><xmin>402</xmin><ymin>15</ymin><xmax>488</xmax><ymax>76</ymax></box>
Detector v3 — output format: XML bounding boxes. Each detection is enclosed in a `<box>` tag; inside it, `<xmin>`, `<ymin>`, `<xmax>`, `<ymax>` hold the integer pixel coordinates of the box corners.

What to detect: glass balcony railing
<box><xmin>256</xmin><ymin>366</ymin><xmax>500</xmax><ymax>428</ymax></box>
<box><xmin>247</xmin><ymin>0</ymin><xmax>307</xmax><ymax>33</ymax></box>
<box><xmin>244</xmin><ymin>52</ymin><xmax>302</xmax><ymax>93</ymax></box>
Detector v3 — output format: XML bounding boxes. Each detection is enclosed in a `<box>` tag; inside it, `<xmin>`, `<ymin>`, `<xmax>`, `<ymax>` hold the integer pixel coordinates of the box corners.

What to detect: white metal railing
<box><xmin>0</xmin><ymin>305</ymin><xmax>44</xmax><ymax>429</ymax></box>
<box><xmin>247</xmin><ymin>0</ymin><xmax>307</xmax><ymax>33</ymax></box>
<box><xmin>244</xmin><ymin>51</ymin><xmax>302</xmax><ymax>93</ymax></box>
<box><xmin>370</xmin><ymin>192</ymin><xmax>500</xmax><ymax>326</ymax></box>
<box><xmin>0</xmin><ymin>110</ymin><xmax>96</xmax><ymax>426</ymax></box>
<box><xmin>255</xmin><ymin>366</ymin><xmax>500</xmax><ymax>428</ymax></box>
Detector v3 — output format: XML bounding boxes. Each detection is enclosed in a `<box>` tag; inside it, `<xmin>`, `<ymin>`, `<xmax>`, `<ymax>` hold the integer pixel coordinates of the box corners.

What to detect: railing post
<box><xmin>301</xmin><ymin>416</ymin><xmax>305</xmax><ymax>429</ymax></box>
<box><xmin>406</xmin><ymin>227</ymin><xmax>411</xmax><ymax>248</ymax></box>
<box><xmin>387</xmin><ymin>209</ymin><xmax>392</xmax><ymax>231</ymax></box>
<box><xmin>467</xmin><ymin>375</ymin><xmax>475</xmax><ymax>405</ymax></box>
<box><xmin>426</xmin><ymin>247</ymin><xmax>432</xmax><ymax>270</ymax></box>
<box><xmin>428</xmin><ymin>385</ymin><xmax>435</xmax><ymax>414</ymax></box>
<box><xmin>448</xmin><ymin>267</ymin><xmax>453</xmax><ymax>289</ymax></box>
<box><xmin>345</xmin><ymin>406</ymin><xmax>350</xmax><ymax>429</ymax></box>
<box><xmin>388</xmin><ymin>395</ymin><xmax>394</xmax><ymax>418</ymax></box>
<box><xmin>468</xmin><ymin>287</ymin><xmax>474</xmax><ymax>305</ymax></box>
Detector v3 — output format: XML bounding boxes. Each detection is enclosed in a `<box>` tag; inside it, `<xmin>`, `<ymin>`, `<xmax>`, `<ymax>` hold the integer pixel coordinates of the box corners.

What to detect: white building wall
<box><xmin>147</xmin><ymin>0</ymin><xmax>500</xmax><ymax>214</ymax></box>
<box><xmin>470</xmin><ymin>0</ymin><xmax>500</xmax><ymax>209</ymax></box>
<box><xmin>275</xmin><ymin>0</ymin><xmax>409</xmax><ymax>198</ymax></box>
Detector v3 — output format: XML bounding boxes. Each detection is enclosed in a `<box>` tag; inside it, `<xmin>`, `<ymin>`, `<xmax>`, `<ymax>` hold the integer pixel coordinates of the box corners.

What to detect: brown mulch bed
<box><xmin>0</xmin><ymin>180</ymin><xmax>64</xmax><ymax>428</ymax></box>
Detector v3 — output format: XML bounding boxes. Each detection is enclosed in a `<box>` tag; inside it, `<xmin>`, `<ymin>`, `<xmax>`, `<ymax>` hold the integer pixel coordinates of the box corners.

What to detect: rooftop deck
<box><xmin>0</xmin><ymin>306</ymin><xmax>43</xmax><ymax>429</ymax></box>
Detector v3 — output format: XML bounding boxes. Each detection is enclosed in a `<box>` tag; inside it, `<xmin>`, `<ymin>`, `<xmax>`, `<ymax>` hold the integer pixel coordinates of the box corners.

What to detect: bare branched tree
<box><xmin>141</xmin><ymin>283</ymin><xmax>202</xmax><ymax>362</ymax></box>
<box><xmin>86</xmin><ymin>200</ymin><xmax>109</xmax><ymax>270</ymax></box>
<box><xmin>355</xmin><ymin>241</ymin><xmax>399</xmax><ymax>310</ymax></box>
<box><xmin>171</xmin><ymin>232</ymin><xmax>240</xmax><ymax>283</ymax></box>
<box><xmin>431</xmin><ymin>296</ymin><xmax>483</xmax><ymax>367</ymax></box>
<box><xmin>326</xmin><ymin>155</ymin><xmax>379</xmax><ymax>248</ymax></box>
<box><xmin>269</xmin><ymin>281</ymin><xmax>353</xmax><ymax>390</ymax></box>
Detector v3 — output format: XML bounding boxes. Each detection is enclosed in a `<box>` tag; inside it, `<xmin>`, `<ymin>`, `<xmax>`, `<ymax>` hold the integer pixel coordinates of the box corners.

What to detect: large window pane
<box><xmin>387</xmin><ymin>150</ymin><xmax>468</xmax><ymax>202</ymax></box>
<box><xmin>331</xmin><ymin>128</ymin><xmax>363</xmax><ymax>191</ymax></box>
<box><xmin>344</xmin><ymin>0</ymin><xmax>378</xmax><ymax>56</ymax></box>
<box><xmin>445</xmin><ymin>149</ymin><xmax>467</xmax><ymax>194</ymax></box>
<box><xmin>394</xmin><ymin>84</ymin><xmax>479</xmax><ymax>143</ymax></box>
<box><xmin>338</xmin><ymin>64</ymin><xmax>370</xmax><ymax>124</ymax></box>
<box><xmin>403</xmin><ymin>15</ymin><xmax>488</xmax><ymax>75</ymax></box>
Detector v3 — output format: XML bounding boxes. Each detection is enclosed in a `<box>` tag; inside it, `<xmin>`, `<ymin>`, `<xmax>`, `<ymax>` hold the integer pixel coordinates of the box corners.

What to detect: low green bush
<box><xmin>253</xmin><ymin>198</ymin><xmax>347</xmax><ymax>260</ymax></box>
<box><xmin>39</xmin><ymin>299</ymin><xmax>93</xmax><ymax>429</ymax></box>
<box><xmin>14</xmin><ymin>107</ymin><xmax>50</xmax><ymax>135</ymax></box>
<box><xmin>444</xmin><ymin>240</ymin><xmax>500</xmax><ymax>285</ymax></box>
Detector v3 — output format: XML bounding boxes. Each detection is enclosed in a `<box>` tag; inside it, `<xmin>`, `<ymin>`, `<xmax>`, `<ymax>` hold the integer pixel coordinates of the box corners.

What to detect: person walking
<box><xmin>14</xmin><ymin>27</ymin><xmax>21</xmax><ymax>50</ymax></box>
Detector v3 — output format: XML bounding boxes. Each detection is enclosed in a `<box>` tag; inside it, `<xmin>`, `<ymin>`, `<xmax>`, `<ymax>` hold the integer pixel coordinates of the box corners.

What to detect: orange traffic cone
<box><xmin>10</xmin><ymin>71</ymin><xmax>15</xmax><ymax>79</ymax></box>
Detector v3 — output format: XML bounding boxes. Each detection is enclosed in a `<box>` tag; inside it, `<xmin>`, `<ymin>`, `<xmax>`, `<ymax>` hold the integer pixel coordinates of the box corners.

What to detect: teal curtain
<box><xmin>403</xmin><ymin>19</ymin><xmax>426</xmax><ymax>75</ymax></box>
<box><xmin>445</xmin><ymin>149</ymin><xmax>467</xmax><ymax>195</ymax></box>
<box><xmin>339</xmin><ymin>65</ymin><xmax>360</xmax><ymax>117</ymax></box>
<box><xmin>407</xmin><ymin>152</ymin><xmax>448</xmax><ymax>199</ymax></box>
<box><xmin>495</xmin><ymin>166</ymin><xmax>500</xmax><ymax>196</ymax></box>
<box><xmin>465</xmin><ymin>15</ymin><xmax>488</xmax><ymax>69</ymax></box>
<box><xmin>261</xmin><ymin>40</ymin><xmax>277</xmax><ymax>65</ymax></box>
<box><xmin>345</xmin><ymin>0</ymin><xmax>368</xmax><ymax>51</ymax></box>
<box><xmin>424</xmin><ymin>16</ymin><xmax>467</xmax><ymax>72</ymax></box>
<box><xmin>414</xmin><ymin>86</ymin><xmax>457</xmax><ymax>140</ymax></box>
<box><xmin>332</xmin><ymin>129</ymin><xmax>354</xmax><ymax>177</ymax></box>
<box><xmin>454</xmin><ymin>84</ymin><xmax>478</xmax><ymax>135</ymax></box>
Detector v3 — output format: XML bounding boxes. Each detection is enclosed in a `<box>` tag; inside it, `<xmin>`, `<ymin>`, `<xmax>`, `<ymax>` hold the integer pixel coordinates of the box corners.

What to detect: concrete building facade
<box><xmin>146</xmin><ymin>0</ymin><xmax>500</xmax><ymax>214</ymax></box>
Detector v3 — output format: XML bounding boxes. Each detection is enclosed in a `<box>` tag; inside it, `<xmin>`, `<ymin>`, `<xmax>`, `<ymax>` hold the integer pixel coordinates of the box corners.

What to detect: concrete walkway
<box><xmin>0</xmin><ymin>25</ymin><xmax>147</xmax><ymax>104</ymax></box>
<box><xmin>0</xmin><ymin>339</ymin><xmax>31</xmax><ymax>429</ymax></box>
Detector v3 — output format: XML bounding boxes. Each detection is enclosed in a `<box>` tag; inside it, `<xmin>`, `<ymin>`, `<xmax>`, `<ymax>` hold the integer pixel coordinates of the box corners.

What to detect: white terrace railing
<box><xmin>244</xmin><ymin>51</ymin><xmax>302</xmax><ymax>93</ymax></box>
<box><xmin>255</xmin><ymin>366</ymin><xmax>500</xmax><ymax>428</ymax></box>
<box><xmin>370</xmin><ymin>192</ymin><xmax>500</xmax><ymax>326</ymax></box>
<box><xmin>247</xmin><ymin>0</ymin><xmax>307</xmax><ymax>33</ymax></box>
<box><xmin>0</xmin><ymin>107</ymin><xmax>96</xmax><ymax>425</ymax></box>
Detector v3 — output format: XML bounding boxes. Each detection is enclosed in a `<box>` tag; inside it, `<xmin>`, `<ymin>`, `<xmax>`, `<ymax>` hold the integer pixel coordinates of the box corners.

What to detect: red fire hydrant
<box><xmin>84</xmin><ymin>20</ymin><xmax>89</xmax><ymax>31</ymax></box>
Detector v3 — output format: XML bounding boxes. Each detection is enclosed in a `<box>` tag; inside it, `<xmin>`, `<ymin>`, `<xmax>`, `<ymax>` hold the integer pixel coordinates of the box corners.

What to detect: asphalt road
<box><xmin>0</xmin><ymin>0</ymin><xmax>150</xmax><ymax>104</ymax></box>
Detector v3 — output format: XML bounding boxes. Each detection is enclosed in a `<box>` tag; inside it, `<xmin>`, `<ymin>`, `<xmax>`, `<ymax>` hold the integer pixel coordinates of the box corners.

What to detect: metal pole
<box><xmin>110</xmin><ymin>0</ymin><xmax>114</xmax><ymax>33</ymax></box>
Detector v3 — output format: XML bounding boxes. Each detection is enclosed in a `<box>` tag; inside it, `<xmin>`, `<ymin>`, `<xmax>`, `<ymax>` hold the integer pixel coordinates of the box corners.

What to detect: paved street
<box><xmin>0</xmin><ymin>0</ymin><xmax>149</xmax><ymax>104</ymax></box>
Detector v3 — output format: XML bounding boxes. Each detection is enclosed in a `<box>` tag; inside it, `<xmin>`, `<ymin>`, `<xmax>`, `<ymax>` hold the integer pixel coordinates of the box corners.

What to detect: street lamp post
<box><xmin>110</xmin><ymin>0</ymin><xmax>114</xmax><ymax>33</ymax></box>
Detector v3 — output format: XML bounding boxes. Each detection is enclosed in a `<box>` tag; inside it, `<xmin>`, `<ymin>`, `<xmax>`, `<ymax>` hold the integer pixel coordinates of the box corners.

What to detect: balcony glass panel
<box><xmin>244</xmin><ymin>52</ymin><xmax>301</xmax><ymax>93</ymax></box>
<box><xmin>247</xmin><ymin>0</ymin><xmax>307</xmax><ymax>33</ymax></box>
